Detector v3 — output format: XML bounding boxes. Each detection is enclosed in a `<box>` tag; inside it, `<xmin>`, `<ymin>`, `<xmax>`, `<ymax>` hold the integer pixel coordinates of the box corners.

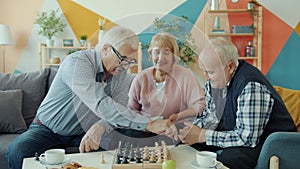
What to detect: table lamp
<box><xmin>0</xmin><ymin>24</ymin><xmax>14</xmax><ymax>73</ymax></box>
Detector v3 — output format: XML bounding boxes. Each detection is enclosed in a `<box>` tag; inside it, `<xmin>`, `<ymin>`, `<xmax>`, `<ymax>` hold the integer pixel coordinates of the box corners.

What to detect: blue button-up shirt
<box><xmin>37</xmin><ymin>49</ymin><xmax>149</xmax><ymax>136</ymax></box>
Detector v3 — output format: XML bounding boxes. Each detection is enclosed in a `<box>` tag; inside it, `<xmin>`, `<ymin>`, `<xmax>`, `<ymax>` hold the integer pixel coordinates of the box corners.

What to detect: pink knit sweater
<box><xmin>128</xmin><ymin>65</ymin><xmax>205</xmax><ymax>119</ymax></box>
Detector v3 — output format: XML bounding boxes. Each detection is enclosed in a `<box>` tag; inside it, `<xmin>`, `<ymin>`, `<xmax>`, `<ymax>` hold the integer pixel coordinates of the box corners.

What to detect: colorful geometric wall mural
<box><xmin>5</xmin><ymin>0</ymin><xmax>300</xmax><ymax>90</ymax></box>
<box><xmin>69</xmin><ymin>0</ymin><xmax>300</xmax><ymax>89</ymax></box>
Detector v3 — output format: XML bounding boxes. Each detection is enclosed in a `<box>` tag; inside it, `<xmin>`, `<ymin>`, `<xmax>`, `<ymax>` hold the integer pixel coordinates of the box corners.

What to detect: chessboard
<box><xmin>112</xmin><ymin>141</ymin><xmax>172</xmax><ymax>169</ymax></box>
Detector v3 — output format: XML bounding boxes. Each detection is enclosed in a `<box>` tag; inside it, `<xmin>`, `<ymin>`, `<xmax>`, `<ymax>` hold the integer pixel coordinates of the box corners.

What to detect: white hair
<box><xmin>209</xmin><ymin>37</ymin><xmax>239</xmax><ymax>65</ymax></box>
<box><xmin>95</xmin><ymin>26</ymin><xmax>139</xmax><ymax>51</ymax></box>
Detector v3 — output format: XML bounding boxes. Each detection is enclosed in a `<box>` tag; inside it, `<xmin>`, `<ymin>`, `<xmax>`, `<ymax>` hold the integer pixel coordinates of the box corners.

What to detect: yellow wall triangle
<box><xmin>295</xmin><ymin>21</ymin><xmax>300</xmax><ymax>37</ymax></box>
<box><xmin>57</xmin><ymin>0</ymin><xmax>116</xmax><ymax>46</ymax></box>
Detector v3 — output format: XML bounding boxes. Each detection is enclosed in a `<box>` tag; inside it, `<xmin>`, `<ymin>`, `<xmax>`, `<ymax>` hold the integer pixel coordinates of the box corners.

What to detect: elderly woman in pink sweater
<box><xmin>128</xmin><ymin>32</ymin><xmax>206</xmax><ymax>140</ymax></box>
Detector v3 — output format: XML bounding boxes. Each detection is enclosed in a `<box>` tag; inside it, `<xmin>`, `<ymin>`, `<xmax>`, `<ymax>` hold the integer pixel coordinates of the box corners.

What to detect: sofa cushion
<box><xmin>0</xmin><ymin>69</ymin><xmax>50</xmax><ymax>127</ymax></box>
<box><xmin>0</xmin><ymin>89</ymin><xmax>27</xmax><ymax>133</ymax></box>
<box><xmin>274</xmin><ymin>86</ymin><xmax>300</xmax><ymax>132</ymax></box>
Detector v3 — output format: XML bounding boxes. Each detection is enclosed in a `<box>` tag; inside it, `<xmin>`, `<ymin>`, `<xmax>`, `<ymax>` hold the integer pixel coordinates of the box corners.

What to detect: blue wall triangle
<box><xmin>138</xmin><ymin>0</ymin><xmax>207</xmax><ymax>69</ymax></box>
<box><xmin>267</xmin><ymin>31</ymin><xmax>300</xmax><ymax>90</ymax></box>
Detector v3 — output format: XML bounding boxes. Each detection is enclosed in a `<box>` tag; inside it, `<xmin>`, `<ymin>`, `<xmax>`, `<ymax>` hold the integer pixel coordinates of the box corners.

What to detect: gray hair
<box><xmin>209</xmin><ymin>37</ymin><xmax>239</xmax><ymax>65</ymax></box>
<box><xmin>95</xmin><ymin>26</ymin><xmax>139</xmax><ymax>51</ymax></box>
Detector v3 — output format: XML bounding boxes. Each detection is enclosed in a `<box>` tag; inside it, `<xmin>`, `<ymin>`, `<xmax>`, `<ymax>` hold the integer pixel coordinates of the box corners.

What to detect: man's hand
<box><xmin>178</xmin><ymin>122</ymin><xmax>206</xmax><ymax>145</ymax></box>
<box><xmin>164</xmin><ymin>124</ymin><xmax>178</xmax><ymax>141</ymax></box>
<box><xmin>79</xmin><ymin>123</ymin><xmax>106</xmax><ymax>153</ymax></box>
<box><xmin>146</xmin><ymin>119</ymin><xmax>173</xmax><ymax>135</ymax></box>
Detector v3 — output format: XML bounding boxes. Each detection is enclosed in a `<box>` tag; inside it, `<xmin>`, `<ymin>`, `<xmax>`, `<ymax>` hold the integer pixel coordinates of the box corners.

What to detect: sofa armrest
<box><xmin>255</xmin><ymin>132</ymin><xmax>300</xmax><ymax>169</ymax></box>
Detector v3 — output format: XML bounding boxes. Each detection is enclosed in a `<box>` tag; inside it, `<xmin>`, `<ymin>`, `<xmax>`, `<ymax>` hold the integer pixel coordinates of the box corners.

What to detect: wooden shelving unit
<box><xmin>206</xmin><ymin>7</ymin><xmax>263</xmax><ymax>70</ymax></box>
<box><xmin>38</xmin><ymin>43</ymin><xmax>86</xmax><ymax>70</ymax></box>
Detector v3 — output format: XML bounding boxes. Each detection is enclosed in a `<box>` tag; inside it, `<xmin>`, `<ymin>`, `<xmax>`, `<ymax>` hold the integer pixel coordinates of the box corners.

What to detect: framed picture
<box><xmin>62</xmin><ymin>39</ymin><xmax>74</xmax><ymax>47</ymax></box>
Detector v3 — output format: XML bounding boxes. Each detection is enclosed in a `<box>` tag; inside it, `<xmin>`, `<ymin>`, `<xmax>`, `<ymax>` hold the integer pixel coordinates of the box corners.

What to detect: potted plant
<box><xmin>35</xmin><ymin>9</ymin><xmax>66</xmax><ymax>46</ymax></box>
<box><xmin>151</xmin><ymin>15</ymin><xmax>197</xmax><ymax>66</ymax></box>
<box><xmin>80</xmin><ymin>35</ymin><xmax>87</xmax><ymax>47</ymax></box>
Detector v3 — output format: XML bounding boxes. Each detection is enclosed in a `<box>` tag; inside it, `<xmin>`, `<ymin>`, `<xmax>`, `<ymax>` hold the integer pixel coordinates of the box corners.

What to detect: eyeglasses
<box><xmin>111</xmin><ymin>45</ymin><xmax>137</xmax><ymax>67</ymax></box>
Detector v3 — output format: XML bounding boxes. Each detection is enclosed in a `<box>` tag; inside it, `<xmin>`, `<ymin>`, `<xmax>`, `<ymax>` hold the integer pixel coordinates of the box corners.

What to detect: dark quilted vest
<box><xmin>216</xmin><ymin>60</ymin><xmax>296</xmax><ymax>142</ymax></box>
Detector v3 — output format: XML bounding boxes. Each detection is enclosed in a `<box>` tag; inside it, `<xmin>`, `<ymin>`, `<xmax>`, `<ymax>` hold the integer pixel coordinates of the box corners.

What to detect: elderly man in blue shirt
<box><xmin>6</xmin><ymin>26</ymin><xmax>172</xmax><ymax>169</ymax></box>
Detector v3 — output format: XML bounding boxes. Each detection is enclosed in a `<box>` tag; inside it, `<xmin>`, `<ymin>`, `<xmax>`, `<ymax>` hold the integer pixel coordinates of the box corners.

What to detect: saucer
<box><xmin>191</xmin><ymin>160</ymin><xmax>215</xmax><ymax>169</ymax></box>
<box><xmin>191</xmin><ymin>160</ymin><xmax>224</xmax><ymax>169</ymax></box>
<box><xmin>39</xmin><ymin>157</ymin><xmax>71</xmax><ymax>168</ymax></box>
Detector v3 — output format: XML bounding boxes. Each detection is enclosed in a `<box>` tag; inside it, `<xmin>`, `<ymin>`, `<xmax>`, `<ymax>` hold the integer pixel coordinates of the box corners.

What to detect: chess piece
<box><xmin>34</xmin><ymin>152</ymin><xmax>39</xmax><ymax>161</ymax></box>
<box><xmin>155</xmin><ymin>141</ymin><xmax>159</xmax><ymax>149</ymax></box>
<box><xmin>121</xmin><ymin>145</ymin><xmax>129</xmax><ymax>164</ymax></box>
<box><xmin>161</xmin><ymin>140</ymin><xmax>166</xmax><ymax>147</ymax></box>
<box><xmin>164</xmin><ymin>149</ymin><xmax>171</xmax><ymax>161</ymax></box>
<box><xmin>155</xmin><ymin>141</ymin><xmax>161</xmax><ymax>154</ymax></box>
<box><xmin>129</xmin><ymin>144</ymin><xmax>135</xmax><ymax>161</ymax></box>
<box><xmin>163</xmin><ymin>146</ymin><xmax>168</xmax><ymax>155</ymax></box>
<box><xmin>116</xmin><ymin>141</ymin><xmax>122</xmax><ymax>164</ymax></box>
<box><xmin>135</xmin><ymin>146</ymin><xmax>142</xmax><ymax>163</ymax></box>
<box><xmin>143</xmin><ymin>146</ymin><xmax>149</xmax><ymax>161</ymax></box>
<box><xmin>149</xmin><ymin>150</ymin><xmax>156</xmax><ymax>163</ymax></box>
<box><xmin>117</xmin><ymin>141</ymin><xmax>122</xmax><ymax>158</ymax></box>
<box><xmin>100</xmin><ymin>154</ymin><xmax>105</xmax><ymax>164</ymax></box>
<box><xmin>157</xmin><ymin>150</ymin><xmax>163</xmax><ymax>163</ymax></box>
<box><xmin>115</xmin><ymin>155</ymin><xmax>121</xmax><ymax>164</ymax></box>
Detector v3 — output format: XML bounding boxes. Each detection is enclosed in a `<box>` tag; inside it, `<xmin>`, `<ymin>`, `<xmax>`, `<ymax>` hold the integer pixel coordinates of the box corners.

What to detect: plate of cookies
<box><xmin>61</xmin><ymin>162</ymin><xmax>98</xmax><ymax>169</ymax></box>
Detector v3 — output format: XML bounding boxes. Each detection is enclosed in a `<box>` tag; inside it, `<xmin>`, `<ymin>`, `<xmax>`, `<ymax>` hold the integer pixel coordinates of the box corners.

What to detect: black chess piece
<box><xmin>129</xmin><ymin>144</ymin><xmax>135</xmax><ymax>161</ymax></box>
<box><xmin>116</xmin><ymin>154</ymin><xmax>121</xmax><ymax>164</ymax></box>
<box><xmin>34</xmin><ymin>152</ymin><xmax>39</xmax><ymax>161</ymax></box>
<box><xmin>117</xmin><ymin>141</ymin><xmax>123</xmax><ymax>158</ymax></box>
<box><xmin>121</xmin><ymin>152</ymin><xmax>129</xmax><ymax>164</ymax></box>
<box><xmin>121</xmin><ymin>144</ymin><xmax>129</xmax><ymax>164</ymax></box>
<box><xmin>135</xmin><ymin>146</ymin><xmax>142</xmax><ymax>163</ymax></box>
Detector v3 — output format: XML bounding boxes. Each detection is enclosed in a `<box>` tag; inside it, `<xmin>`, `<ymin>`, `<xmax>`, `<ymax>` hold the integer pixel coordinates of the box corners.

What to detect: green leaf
<box><xmin>34</xmin><ymin>9</ymin><xmax>66</xmax><ymax>39</ymax></box>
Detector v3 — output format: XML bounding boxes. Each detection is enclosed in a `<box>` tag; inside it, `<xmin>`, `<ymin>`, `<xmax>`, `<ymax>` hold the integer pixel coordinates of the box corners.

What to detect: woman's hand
<box><xmin>169</xmin><ymin>114</ymin><xmax>179</xmax><ymax>123</ymax></box>
<box><xmin>146</xmin><ymin>119</ymin><xmax>173</xmax><ymax>134</ymax></box>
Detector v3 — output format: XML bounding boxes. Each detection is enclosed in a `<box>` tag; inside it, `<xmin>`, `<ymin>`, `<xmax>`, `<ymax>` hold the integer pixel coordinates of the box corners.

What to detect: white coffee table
<box><xmin>22</xmin><ymin>145</ymin><xmax>228</xmax><ymax>169</ymax></box>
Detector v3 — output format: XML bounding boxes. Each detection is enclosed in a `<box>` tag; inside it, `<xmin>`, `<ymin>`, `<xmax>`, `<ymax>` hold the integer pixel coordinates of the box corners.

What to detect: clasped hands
<box><xmin>146</xmin><ymin>114</ymin><xmax>206</xmax><ymax>145</ymax></box>
<box><xmin>146</xmin><ymin>114</ymin><xmax>206</xmax><ymax>144</ymax></box>
<box><xmin>146</xmin><ymin>115</ymin><xmax>179</xmax><ymax>141</ymax></box>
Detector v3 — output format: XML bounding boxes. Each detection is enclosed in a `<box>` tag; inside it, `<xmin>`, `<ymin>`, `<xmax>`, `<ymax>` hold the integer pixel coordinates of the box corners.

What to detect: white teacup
<box><xmin>40</xmin><ymin>149</ymin><xmax>65</xmax><ymax>164</ymax></box>
<box><xmin>196</xmin><ymin>151</ymin><xmax>217</xmax><ymax>168</ymax></box>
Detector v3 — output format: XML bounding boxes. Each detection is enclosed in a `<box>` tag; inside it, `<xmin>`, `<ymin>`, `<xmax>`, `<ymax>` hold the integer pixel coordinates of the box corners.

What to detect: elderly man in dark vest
<box><xmin>178</xmin><ymin>37</ymin><xmax>296</xmax><ymax>169</ymax></box>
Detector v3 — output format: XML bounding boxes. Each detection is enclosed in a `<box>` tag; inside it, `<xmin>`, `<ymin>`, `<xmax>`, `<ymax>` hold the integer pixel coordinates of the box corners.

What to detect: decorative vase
<box><xmin>46</xmin><ymin>39</ymin><xmax>54</xmax><ymax>47</ymax></box>
<box><xmin>247</xmin><ymin>2</ymin><xmax>255</xmax><ymax>10</ymax></box>
<box><xmin>214</xmin><ymin>16</ymin><xmax>220</xmax><ymax>29</ymax></box>
<box><xmin>210</xmin><ymin>0</ymin><xmax>220</xmax><ymax>10</ymax></box>
<box><xmin>80</xmin><ymin>39</ymin><xmax>86</xmax><ymax>47</ymax></box>
<box><xmin>98</xmin><ymin>30</ymin><xmax>105</xmax><ymax>44</ymax></box>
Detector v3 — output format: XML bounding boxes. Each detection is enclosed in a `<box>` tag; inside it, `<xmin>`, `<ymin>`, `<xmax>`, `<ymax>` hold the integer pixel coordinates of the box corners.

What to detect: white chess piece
<box><xmin>101</xmin><ymin>154</ymin><xmax>105</xmax><ymax>164</ymax></box>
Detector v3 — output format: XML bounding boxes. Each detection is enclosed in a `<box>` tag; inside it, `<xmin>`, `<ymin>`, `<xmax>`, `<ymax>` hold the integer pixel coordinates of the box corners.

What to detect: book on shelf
<box><xmin>210</xmin><ymin>29</ymin><xmax>225</xmax><ymax>34</ymax></box>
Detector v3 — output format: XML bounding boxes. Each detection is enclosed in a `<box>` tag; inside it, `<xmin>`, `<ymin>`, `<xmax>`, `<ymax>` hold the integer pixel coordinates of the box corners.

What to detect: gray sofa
<box><xmin>0</xmin><ymin>68</ymin><xmax>72</xmax><ymax>169</ymax></box>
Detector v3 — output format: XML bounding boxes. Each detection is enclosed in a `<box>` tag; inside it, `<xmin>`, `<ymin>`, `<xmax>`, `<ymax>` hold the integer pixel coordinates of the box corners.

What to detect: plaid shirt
<box><xmin>194</xmin><ymin>81</ymin><xmax>274</xmax><ymax>148</ymax></box>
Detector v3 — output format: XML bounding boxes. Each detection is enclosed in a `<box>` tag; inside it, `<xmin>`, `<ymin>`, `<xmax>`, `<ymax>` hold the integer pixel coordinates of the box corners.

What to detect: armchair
<box><xmin>255</xmin><ymin>86</ymin><xmax>300</xmax><ymax>169</ymax></box>
<box><xmin>255</xmin><ymin>132</ymin><xmax>300</xmax><ymax>169</ymax></box>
